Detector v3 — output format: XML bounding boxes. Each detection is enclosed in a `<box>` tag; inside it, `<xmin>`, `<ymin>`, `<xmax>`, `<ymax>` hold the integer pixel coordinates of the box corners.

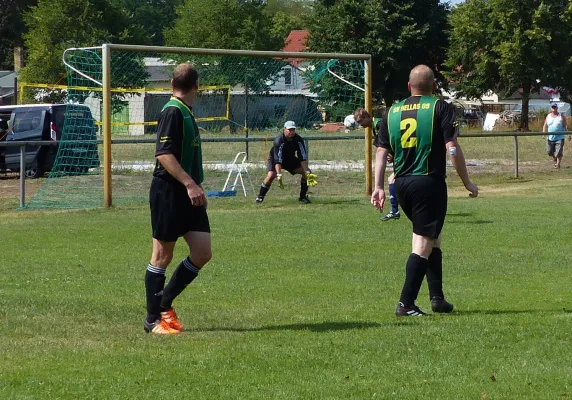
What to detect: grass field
<box><xmin>1</xmin><ymin>172</ymin><xmax>571</xmax><ymax>399</ymax></box>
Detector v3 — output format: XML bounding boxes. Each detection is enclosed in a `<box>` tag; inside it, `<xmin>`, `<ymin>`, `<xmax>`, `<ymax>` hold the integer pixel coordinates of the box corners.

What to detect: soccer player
<box><xmin>145</xmin><ymin>63</ymin><xmax>212</xmax><ymax>334</ymax></box>
<box><xmin>371</xmin><ymin>65</ymin><xmax>478</xmax><ymax>316</ymax></box>
<box><xmin>255</xmin><ymin>120</ymin><xmax>313</xmax><ymax>204</ymax></box>
<box><xmin>354</xmin><ymin>108</ymin><xmax>400</xmax><ymax>221</ymax></box>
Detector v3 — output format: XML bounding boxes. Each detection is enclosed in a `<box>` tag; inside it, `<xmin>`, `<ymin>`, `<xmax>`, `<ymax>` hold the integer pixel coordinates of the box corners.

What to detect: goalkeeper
<box><xmin>255</xmin><ymin>120</ymin><xmax>316</xmax><ymax>204</ymax></box>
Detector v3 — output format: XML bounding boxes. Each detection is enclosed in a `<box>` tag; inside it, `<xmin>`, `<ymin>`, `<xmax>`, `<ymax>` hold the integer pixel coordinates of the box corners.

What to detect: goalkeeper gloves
<box><xmin>277</xmin><ymin>173</ymin><xmax>284</xmax><ymax>189</ymax></box>
<box><xmin>306</xmin><ymin>172</ymin><xmax>318</xmax><ymax>187</ymax></box>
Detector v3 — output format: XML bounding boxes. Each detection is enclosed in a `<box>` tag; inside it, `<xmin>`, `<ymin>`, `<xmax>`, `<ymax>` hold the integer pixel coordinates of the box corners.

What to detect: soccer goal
<box><xmin>25</xmin><ymin>44</ymin><xmax>372</xmax><ymax>209</ymax></box>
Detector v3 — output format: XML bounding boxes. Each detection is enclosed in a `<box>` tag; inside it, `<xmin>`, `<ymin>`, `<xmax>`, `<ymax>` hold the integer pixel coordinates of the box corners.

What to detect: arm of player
<box><xmin>371</xmin><ymin>146</ymin><xmax>388</xmax><ymax>210</ymax></box>
<box><xmin>156</xmin><ymin>153</ymin><xmax>207</xmax><ymax>206</ymax></box>
<box><xmin>274</xmin><ymin>163</ymin><xmax>284</xmax><ymax>188</ymax></box>
<box><xmin>300</xmin><ymin>160</ymin><xmax>310</xmax><ymax>177</ymax></box>
<box><xmin>446</xmin><ymin>140</ymin><xmax>478</xmax><ymax>198</ymax></box>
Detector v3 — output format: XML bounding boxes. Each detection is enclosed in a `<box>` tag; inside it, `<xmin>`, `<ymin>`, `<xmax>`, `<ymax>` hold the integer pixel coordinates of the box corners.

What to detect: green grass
<box><xmin>1</xmin><ymin>174</ymin><xmax>572</xmax><ymax>399</ymax></box>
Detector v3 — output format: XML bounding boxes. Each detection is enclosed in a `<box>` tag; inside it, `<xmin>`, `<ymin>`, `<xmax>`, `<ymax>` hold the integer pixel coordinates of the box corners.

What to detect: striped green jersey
<box><xmin>375</xmin><ymin>95</ymin><xmax>459</xmax><ymax>178</ymax></box>
<box><xmin>154</xmin><ymin>97</ymin><xmax>204</xmax><ymax>184</ymax></box>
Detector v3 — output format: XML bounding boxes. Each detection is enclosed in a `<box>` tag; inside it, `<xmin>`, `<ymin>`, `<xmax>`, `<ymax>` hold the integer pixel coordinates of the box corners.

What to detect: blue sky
<box><xmin>442</xmin><ymin>0</ymin><xmax>465</xmax><ymax>4</ymax></box>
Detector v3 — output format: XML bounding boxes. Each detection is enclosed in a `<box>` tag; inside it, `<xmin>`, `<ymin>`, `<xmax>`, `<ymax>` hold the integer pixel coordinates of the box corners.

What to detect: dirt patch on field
<box><xmin>0</xmin><ymin>174</ymin><xmax>44</xmax><ymax>200</ymax></box>
<box><xmin>448</xmin><ymin>175</ymin><xmax>572</xmax><ymax>198</ymax></box>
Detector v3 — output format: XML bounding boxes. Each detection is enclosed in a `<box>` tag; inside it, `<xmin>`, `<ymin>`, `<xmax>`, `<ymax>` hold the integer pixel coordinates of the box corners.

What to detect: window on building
<box><xmin>284</xmin><ymin>68</ymin><xmax>292</xmax><ymax>85</ymax></box>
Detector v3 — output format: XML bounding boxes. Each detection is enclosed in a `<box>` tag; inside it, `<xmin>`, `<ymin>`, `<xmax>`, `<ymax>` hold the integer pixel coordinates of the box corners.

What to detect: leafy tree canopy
<box><xmin>119</xmin><ymin>0</ymin><xmax>184</xmax><ymax>46</ymax></box>
<box><xmin>164</xmin><ymin>0</ymin><xmax>299</xmax><ymax>92</ymax></box>
<box><xmin>165</xmin><ymin>0</ymin><xmax>284</xmax><ymax>50</ymax></box>
<box><xmin>0</xmin><ymin>0</ymin><xmax>37</xmax><ymax>69</ymax></box>
<box><xmin>446</xmin><ymin>0</ymin><xmax>572</xmax><ymax>130</ymax></box>
<box><xmin>20</xmin><ymin>0</ymin><xmax>149</xmax><ymax>103</ymax></box>
<box><xmin>306</xmin><ymin>0</ymin><xmax>450</xmax><ymax>107</ymax></box>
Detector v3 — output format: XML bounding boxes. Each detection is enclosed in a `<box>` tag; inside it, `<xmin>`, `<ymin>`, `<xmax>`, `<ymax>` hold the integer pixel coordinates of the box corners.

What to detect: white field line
<box><xmin>112</xmin><ymin>160</ymin><xmax>490</xmax><ymax>172</ymax></box>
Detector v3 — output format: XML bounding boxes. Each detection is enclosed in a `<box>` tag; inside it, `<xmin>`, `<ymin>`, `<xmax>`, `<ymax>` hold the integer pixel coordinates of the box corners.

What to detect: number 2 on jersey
<box><xmin>400</xmin><ymin>118</ymin><xmax>417</xmax><ymax>149</ymax></box>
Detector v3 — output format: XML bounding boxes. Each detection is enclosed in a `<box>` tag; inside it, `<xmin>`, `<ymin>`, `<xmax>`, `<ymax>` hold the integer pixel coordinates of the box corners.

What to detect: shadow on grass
<box><xmin>455</xmin><ymin>308</ymin><xmax>570</xmax><ymax>316</ymax></box>
<box><xmin>319</xmin><ymin>199</ymin><xmax>363</xmax><ymax>206</ymax></box>
<box><xmin>447</xmin><ymin>211</ymin><xmax>494</xmax><ymax>224</ymax></box>
<box><xmin>447</xmin><ymin>212</ymin><xmax>474</xmax><ymax>217</ymax></box>
<box><xmin>448</xmin><ymin>219</ymin><xmax>494</xmax><ymax>225</ymax></box>
<box><xmin>195</xmin><ymin>321</ymin><xmax>381</xmax><ymax>333</ymax></box>
<box><xmin>258</xmin><ymin>198</ymin><xmax>363</xmax><ymax>208</ymax></box>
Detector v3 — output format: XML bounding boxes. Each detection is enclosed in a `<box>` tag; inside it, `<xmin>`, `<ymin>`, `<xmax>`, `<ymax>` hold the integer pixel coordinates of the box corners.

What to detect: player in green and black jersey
<box><xmin>145</xmin><ymin>64</ymin><xmax>212</xmax><ymax>335</ymax></box>
<box><xmin>354</xmin><ymin>108</ymin><xmax>400</xmax><ymax>221</ymax></box>
<box><xmin>373</xmin><ymin>65</ymin><xmax>478</xmax><ymax>317</ymax></box>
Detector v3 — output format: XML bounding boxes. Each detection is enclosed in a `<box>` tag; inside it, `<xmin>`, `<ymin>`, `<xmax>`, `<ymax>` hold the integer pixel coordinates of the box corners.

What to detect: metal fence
<box><xmin>0</xmin><ymin>131</ymin><xmax>563</xmax><ymax>208</ymax></box>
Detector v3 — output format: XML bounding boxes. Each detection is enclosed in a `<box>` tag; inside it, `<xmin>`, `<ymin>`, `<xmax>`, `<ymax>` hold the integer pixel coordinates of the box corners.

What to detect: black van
<box><xmin>0</xmin><ymin>104</ymin><xmax>100</xmax><ymax>178</ymax></box>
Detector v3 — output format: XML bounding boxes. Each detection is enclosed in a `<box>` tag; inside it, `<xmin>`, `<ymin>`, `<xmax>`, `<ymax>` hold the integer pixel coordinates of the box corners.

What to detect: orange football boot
<box><xmin>144</xmin><ymin>318</ymin><xmax>180</xmax><ymax>335</ymax></box>
<box><xmin>161</xmin><ymin>308</ymin><xmax>184</xmax><ymax>331</ymax></box>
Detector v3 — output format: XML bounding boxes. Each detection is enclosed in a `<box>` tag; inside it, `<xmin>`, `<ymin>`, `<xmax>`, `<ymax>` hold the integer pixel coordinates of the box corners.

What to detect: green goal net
<box><xmin>24</xmin><ymin>45</ymin><xmax>369</xmax><ymax>209</ymax></box>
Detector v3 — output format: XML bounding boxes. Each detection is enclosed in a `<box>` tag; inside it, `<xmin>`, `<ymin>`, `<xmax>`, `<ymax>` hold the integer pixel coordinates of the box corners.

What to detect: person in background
<box><xmin>255</xmin><ymin>120</ymin><xmax>314</xmax><ymax>204</ymax></box>
<box><xmin>354</xmin><ymin>108</ymin><xmax>400</xmax><ymax>221</ymax></box>
<box><xmin>543</xmin><ymin>103</ymin><xmax>570</xmax><ymax>169</ymax></box>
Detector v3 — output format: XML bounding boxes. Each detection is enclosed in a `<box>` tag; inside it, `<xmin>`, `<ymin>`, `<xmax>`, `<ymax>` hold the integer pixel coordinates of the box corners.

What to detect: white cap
<box><xmin>284</xmin><ymin>121</ymin><xmax>296</xmax><ymax>129</ymax></box>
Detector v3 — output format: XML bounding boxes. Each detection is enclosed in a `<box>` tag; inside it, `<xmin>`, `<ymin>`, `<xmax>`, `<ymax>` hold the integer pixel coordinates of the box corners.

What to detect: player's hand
<box><xmin>306</xmin><ymin>172</ymin><xmax>318</xmax><ymax>187</ymax></box>
<box><xmin>277</xmin><ymin>173</ymin><xmax>284</xmax><ymax>189</ymax></box>
<box><xmin>466</xmin><ymin>182</ymin><xmax>479</xmax><ymax>198</ymax></box>
<box><xmin>371</xmin><ymin>188</ymin><xmax>386</xmax><ymax>210</ymax></box>
<box><xmin>186</xmin><ymin>181</ymin><xmax>207</xmax><ymax>206</ymax></box>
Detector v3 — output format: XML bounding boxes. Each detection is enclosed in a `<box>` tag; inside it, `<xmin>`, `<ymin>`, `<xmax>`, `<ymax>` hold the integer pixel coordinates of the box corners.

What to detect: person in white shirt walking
<box><xmin>543</xmin><ymin>103</ymin><xmax>570</xmax><ymax>169</ymax></box>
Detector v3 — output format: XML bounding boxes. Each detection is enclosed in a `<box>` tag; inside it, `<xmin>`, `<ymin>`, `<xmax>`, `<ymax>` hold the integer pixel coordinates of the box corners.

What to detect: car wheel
<box><xmin>24</xmin><ymin>166</ymin><xmax>43</xmax><ymax>179</ymax></box>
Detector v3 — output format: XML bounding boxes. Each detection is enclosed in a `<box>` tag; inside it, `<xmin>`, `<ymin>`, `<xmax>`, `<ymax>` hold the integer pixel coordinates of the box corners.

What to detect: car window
<box><xmin>53</xmin><ymin>107</ymin><xmax>66</xmax><ymax>133</ymax></box>
<box><xmin>12</xmin><ymin>110</ymin><xmax>44</xmax><ymax>133</ymax></box>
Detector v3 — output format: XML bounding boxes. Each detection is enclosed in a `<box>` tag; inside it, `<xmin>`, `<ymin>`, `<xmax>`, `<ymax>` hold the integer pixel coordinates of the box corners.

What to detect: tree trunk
<box><xmin>519</xmin><ymin>80</ymin><xmax>531</xmax><ymax>131</ymax></box>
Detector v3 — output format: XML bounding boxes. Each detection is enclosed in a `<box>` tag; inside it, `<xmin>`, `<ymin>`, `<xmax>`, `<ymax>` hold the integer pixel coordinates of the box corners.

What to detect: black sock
<box><xmin>258</xmin><ymin>183</ymin><xmax>270</xmax><ymax>198</ymax></box>
<box><xmin>399</xmin><ymin>253</ymin><xmax>429</xmax><ymax>307</ymax></box>
<box><xmin>300</xmin><ymin>178</ymin><xmax>308</xmax><ymax>198</ymax></box>
<box><xmin>426</xmin><ymin>247</ymin><xmax>444</xmax><ymax>299</ymax></box>
<box><xmin>145</xmin><ymin>264</ymin><xmax>166</xmax><ymax>323</ymax></box>
<box><xmin>160</xmin><ymin>257</ymin><xmax>200</xmax><ymax>311</ymax></box>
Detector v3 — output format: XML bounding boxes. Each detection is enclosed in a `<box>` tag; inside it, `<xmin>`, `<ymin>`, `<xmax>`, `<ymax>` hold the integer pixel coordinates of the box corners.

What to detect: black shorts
<box><xmin>266</xmin><ymin>154</ymin><xmax>302</xmax><ymax>174</ymax></box>
<box><xmin>394</xmin><ymin>175</ymin><xmax>447</xmax><ymax>239</ymax></box>
<box><xmin>149</xmin><ymin>177</ymin><xmax>210</xmax><ymax>242</ymax></box>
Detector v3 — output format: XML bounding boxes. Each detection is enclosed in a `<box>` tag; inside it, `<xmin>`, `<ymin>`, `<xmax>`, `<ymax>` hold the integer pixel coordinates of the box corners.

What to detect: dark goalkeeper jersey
<box><xmin>270</xmin><ymin>133</ymin><xmax>308</xmax><ymax>165</ymax></box>
<box><xmin>375</xmin><ymin>95</ymin><xmax>459</xmax><ymax>178</ymax></box>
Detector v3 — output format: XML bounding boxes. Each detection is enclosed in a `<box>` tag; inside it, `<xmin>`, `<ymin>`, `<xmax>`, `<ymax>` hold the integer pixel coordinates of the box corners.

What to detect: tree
<box><xmin>19</xmin><ymin>0</ymin><xmax>149</xmax><ymax>102</ymax></box>
<box><xmin>0</xmin><ymin>0</ymin><xmax>37</xmax><ymax>69</ymax></box>
<box><xmin>164</xmin><ymin>0</ymin><xmax>291</xmax><ymax>94</ymax></box>
<box><xmin>264</xmin><ymin>0</ymin><xmax>311</xmax><ymax>41</ymax></box>
<box><xmin>118</xmin><ymin>0</ymin><xmax>184</xmax><ymax>46</ymax></box>
<box><xmin>306</xmin><ymin>0</ymin><xmax>450</xmax><ymax>107</ymax></box>
<box><xmin>165</xmin><ymin>0</ymin><xmax>285</xmax><ymax>51</ymax></box>
<box><xmin>446</xmin><ymin>0</ymin><xmax>572</xmax><ymax>130</ymax></box>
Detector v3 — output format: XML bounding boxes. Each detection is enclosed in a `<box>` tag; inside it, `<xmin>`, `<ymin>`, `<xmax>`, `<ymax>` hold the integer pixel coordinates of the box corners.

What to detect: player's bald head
<box><xmin>408</xmin><ymin>65</ymin><xmax>435</xmax><ymax>94</ymax></box>
<box><xmin>172</xmin><ymin>63</ymin><xmax>198</xmax><ymax>92</ymax></box>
